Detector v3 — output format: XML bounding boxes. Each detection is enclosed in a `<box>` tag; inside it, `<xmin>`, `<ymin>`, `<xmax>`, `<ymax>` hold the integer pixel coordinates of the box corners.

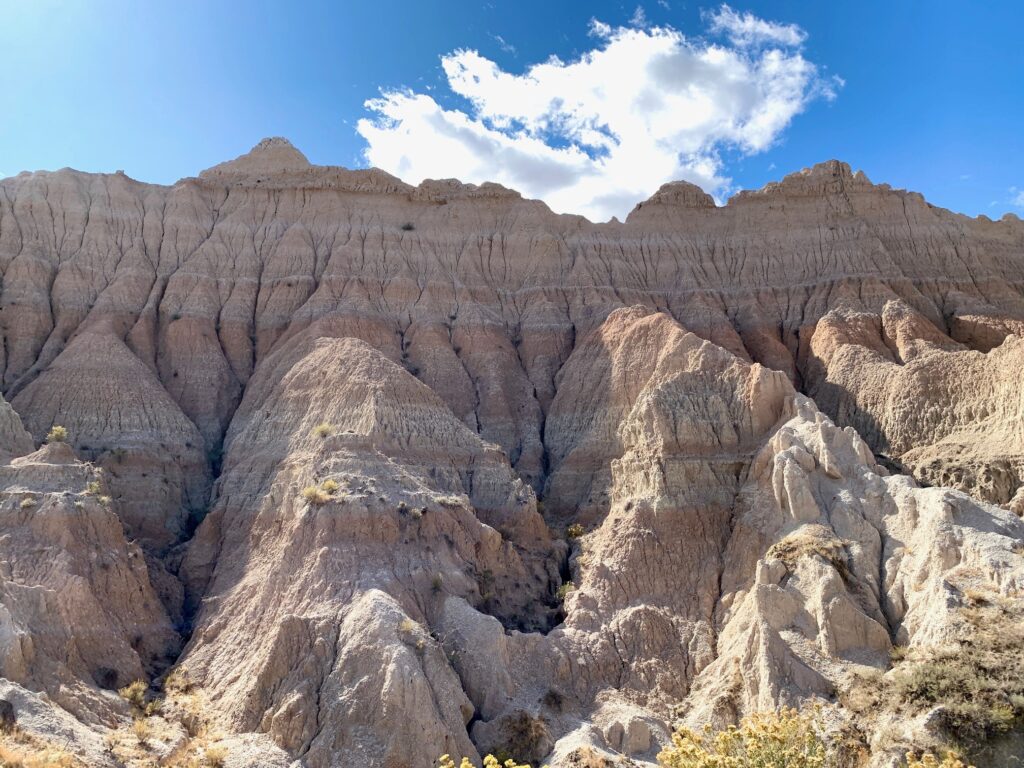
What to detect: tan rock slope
<box><xmin>0</xmin><ymin>140</ymin><xmax>1021</xmax><ymax>766</ymax></box>
<box><xmin>804</xmin><ymin>299</ymin><xmax>1024</xmax><ymax>508</ymax></box>
<box><xmin>0</xmin><ymin>395</ymin><xmax>177</xmax><ymax>766</ymax></box>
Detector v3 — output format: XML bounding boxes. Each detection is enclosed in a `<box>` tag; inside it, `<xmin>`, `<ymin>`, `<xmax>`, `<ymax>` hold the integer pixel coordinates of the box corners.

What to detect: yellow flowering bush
<box><xmin>905</xmin><ymin>752</ymin><xmax>974</xmax><ymax>768</ymax></box>
<box><xmin>657</xmin><ymin>708</ymin><xmax>826</xmax><ymax>768</ymax></box>
<box><xmin>438</xmin><ymin>754</ymin><xmax>530</xmax><ymax>768</ymax></box>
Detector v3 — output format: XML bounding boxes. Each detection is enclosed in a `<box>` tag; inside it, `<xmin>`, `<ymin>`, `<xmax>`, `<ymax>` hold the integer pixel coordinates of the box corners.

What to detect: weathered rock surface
<box><xmin>0</xmin><ymin>394</ymin><xmax>177</xmax><ymax>764</ymax></box>
<box><xmin>11</xmin><ymin>326</ymin><xmax>210</xmax><ymax>551</ymax></box>
<box><xmin>178</xmin><ymin>327</ymin><xmax>558</xmax><ymax>767</ymax></box>
<box><xmin>0</xmin><ymin>142</ymin><xmax>1022</xmax><ymax>766</ymax></box>
<box><xmin>804</xmin><ymin>299</ymin><xmax>1024</xmax><ymax>506</ymax></box>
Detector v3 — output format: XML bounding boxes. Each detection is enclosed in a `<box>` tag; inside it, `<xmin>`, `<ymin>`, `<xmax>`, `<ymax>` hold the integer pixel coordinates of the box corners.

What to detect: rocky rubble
<box><xmin>0</xmin><ymin>141</ymin><xmax>1021</xmax><ymax>766</ymax></box>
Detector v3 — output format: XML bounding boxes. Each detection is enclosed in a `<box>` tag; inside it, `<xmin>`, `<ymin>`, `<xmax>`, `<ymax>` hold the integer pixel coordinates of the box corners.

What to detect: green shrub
<box><xmin>566</xmin><ymin>523</ymin><xmax>585</xmax><ymax>540</ymax></box>
<box><xmin>46</xmin><ymin>425</ymin><xmax>69</xmax><ymax>443</ymax></box>
<box><xmin>321</xmin><ymin>479</ymin><xmax>340</xmax><ymax>495</ymax></box>
<box><xmin>848</xmin><ymin>599</ymin><xmax>1023</xmax><ymax>755</ymax></box>
<box><xmin>556</xmin><ymin>582</ymin><xmax>576</xmax><ymax>601</ymax></box>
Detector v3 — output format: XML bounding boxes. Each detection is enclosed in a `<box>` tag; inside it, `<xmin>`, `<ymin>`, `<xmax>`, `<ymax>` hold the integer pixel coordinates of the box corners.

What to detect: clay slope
<box><xmin>804</xmin><ymin>299</ymin><xmax>1024</xmax><ymax>507</ymax></box>
<box><xmin>0</xmin><ymin>395</ymin><xmax>177</xmax><ymax>766</ymax></box>
<box><xmin>11</xmin><ymin>326</ymin><xmax>210</xmax><ymax>552</ymax></box>
<box><xmin>1</xmin><ymin>144</ymin><xmax>1023</xmax><ymax>501</ymax></box>
<box><xmin>178</xmin><ymin>324</ymin><xmax>559</xmax><ymax>767</ymax></box>
<box><xmin>0</xmin><ymin>141</ymin><xmax>1021</xmax><ymax>766</ymax></box>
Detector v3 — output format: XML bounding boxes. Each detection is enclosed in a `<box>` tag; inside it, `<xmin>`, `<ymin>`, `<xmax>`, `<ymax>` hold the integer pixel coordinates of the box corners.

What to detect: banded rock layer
<box><xmin>0</xmin><ymin>140</ymin><xmax>1022</xmax><ymax>766</ymax></box>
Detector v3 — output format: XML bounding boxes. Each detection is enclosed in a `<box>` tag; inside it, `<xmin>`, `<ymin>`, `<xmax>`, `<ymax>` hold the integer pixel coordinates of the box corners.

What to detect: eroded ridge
<box><xmin>0</xmin><ymin>142</ymin><xmax>1022</xmax><ymax>766</ymax></box>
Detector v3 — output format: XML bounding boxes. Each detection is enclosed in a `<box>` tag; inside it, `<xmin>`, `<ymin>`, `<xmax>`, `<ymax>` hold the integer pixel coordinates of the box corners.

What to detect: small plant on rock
<box><xmin>46</xmin><ymin>425</ymin><xmax>69</xmax><ymax>443</ymax></box>
<box><xmin>566</xmin><ymin>523</ymin><xmax>585</xmax><ymax>540</ymax></box>
<box><xmin>766</xmin><ymin>524</ymin><xmax>850</xmax><ymax>578</ymax></box>
<box><xmin>204</xmin><ymin>745</ymin><xmax>228</xmax><ymax>767</ymax></box>
<box><xmin>311</xmin><ymin>422</ymin><xmax>332</xmax><ymax>439</ymax></box>
<box><xmin>132</xmin><ymin>717</ymin><xmax>151</xmax><ymax>746</ymax></box>
<box><xmin>905</xmin><ymin>752</ymin><xmax>975</xmax><ymax>768</ymax></box>
<box><xmin>118</xmin><ymin>680</ymin><xmax>147</xmax><ymax>711</ymax></box>
<box><xmin>321</xmin><ymin>479</ymin><xmax>340</xmax><ymax>495</ymax></box>
<box><xmin>19</xmin><ymin>496</ymin><xmax>36</xmax><ymax>509</ymax></box>
<box><xmin>163</xmin><ymin>666</ymin><xmax>192</xmax><ymax>694</ymax></box>
<box><xmin>556</xmin><ymin>582</ymin><xmax>576</xmax><ymax>602</ymax></box>
<box><xmin>301</xmin><ymin>486</ymin><xmax>330</xmax><ymax>506</ymax></box>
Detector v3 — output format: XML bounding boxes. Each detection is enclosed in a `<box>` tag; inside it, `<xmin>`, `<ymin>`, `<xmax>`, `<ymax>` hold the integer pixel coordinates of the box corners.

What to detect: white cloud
<box><xmin>490</xmin><ymin>34</ymin><xmax>516</xmax><ymax>55</ymax></box>
<box><xmin>705</xmin><ymin>4</ymin><xmax>806</xmax><ymax>48</ymax></box>
<box><xmin>358</xmin><ymin>6</ymin><xmax>838</xmax><ymax>221</ymax></box>
<box><xmin>1011</xmin><ymin>187</ymin><xmax>1024</xmax><ymax>207</ymax></box>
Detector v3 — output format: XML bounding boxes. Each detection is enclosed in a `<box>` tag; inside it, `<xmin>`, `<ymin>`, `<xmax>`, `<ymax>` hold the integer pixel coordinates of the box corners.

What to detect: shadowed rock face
<box><xmin>0</xmin><ymin>141</ymin><xmax>1022</xmax><ymax>767</ymax></box>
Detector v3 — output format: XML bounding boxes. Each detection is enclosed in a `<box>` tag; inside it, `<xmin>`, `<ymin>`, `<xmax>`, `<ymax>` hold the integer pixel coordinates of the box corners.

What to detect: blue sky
<box><xmin>1</xmin><ymin>0</ymin><xmax>1021</xmax><ymax>221</ymax></box>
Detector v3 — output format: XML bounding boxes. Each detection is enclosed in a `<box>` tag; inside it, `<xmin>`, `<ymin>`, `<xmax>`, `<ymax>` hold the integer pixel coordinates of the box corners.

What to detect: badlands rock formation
<box><xmin>0</xmin><ymin>139</ymin><xmax>1021</xmax><ymax>766</ymax></box>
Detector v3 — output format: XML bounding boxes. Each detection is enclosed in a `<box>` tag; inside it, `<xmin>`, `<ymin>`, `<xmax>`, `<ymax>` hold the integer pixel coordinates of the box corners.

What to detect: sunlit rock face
<box><xmin>0</xmin><ymin>142</ymin><xmax>1022</xmax><ymax>767</ymax></box>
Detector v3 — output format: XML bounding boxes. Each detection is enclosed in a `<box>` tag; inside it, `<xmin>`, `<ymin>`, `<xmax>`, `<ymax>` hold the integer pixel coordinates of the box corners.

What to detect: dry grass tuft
<box><xmin>118</xmin><ymin>679</ymin><xmax>147</xmax><ymax>711</ymax></box>
<box><xmin>132</xmin><ymin>717</ymin><xmax>151</xmax><ymax>746</ymax></box>
<box><xmin>203</xmin><ymin>744</ymin><xmax>228</xmax><ymax>767</ymax></box>
<box><xmin>767</xmin><ymin>524</ymin><xmax>851</xmax><ymax>579</ymax></box>
<box><xmin>301</xmin><ymin>486</ymin><xmax>330</xmax><ymax>506</ymax></box>
<box><xmin>0</xmin><ymin>726</ymin><xmax>87</xmax><ymax>767</ymax></box>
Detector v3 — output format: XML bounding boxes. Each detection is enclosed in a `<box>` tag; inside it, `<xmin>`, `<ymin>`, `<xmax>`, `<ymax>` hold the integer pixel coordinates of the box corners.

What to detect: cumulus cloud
<box><xmin>358</xmin><ymin>5</ymin><xmax>838</xmax><ymax>221</ymax></box>
<box><xmin>1012</xmin><ymin>187</ymin><xmax>1024</xmax><ymax>207</ymax></box>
